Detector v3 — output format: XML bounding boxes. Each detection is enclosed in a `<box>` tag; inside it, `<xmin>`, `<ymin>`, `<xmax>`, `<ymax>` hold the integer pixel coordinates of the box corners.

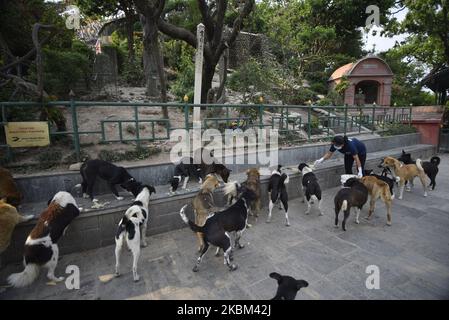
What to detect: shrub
<box><xmin>37</xmin><ymin>149</ymin><xmax>63</xmax><ymax>169</ymax></box>
<box><xmin>379</xmin><ymin>123</ymin><xmax>417</xmax><ymax>136</ymax></box>
<box><xmin>121</xmin><ymin>59</ymin><xmax>145</xmax><ymax>86</ymax></box>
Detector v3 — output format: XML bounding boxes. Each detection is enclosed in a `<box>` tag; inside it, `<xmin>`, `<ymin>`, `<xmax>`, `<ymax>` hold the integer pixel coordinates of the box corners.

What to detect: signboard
<box><xmin>5</xmin><ymin>122</ymin><xmax>50</xmax><ymax>147</ymax></box>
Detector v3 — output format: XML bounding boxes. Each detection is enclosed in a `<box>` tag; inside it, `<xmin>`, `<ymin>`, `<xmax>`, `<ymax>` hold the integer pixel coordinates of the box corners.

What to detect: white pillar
<box><xmin>193</xmin><ymin>23</ymin><xmax>205</xmax><ymax>163</ymax></box>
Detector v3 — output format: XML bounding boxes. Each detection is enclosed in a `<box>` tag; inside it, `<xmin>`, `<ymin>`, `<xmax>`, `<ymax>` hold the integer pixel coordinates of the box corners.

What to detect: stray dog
<box><xmin>192</xmin><ymin>174</ymin><xmax>220</xmax><ymax>252</ymax></box>
<box><xmin>398</xmin><ymin>150</ymin><xmax>440</xmax><ymax>190</ymax></box>
<box><xmin>115</xmin><ymin>185</ymin><xmax>154</xmax><ymax>282</ymax></box>
<box><xmin>298</xmin><ymin>163</ymin><xmax>322</xmax><ymax>215</ymax></box>
<box><xmin>179</xmin><ymin>185</ymin><xmax>256</xmax><ymax>272</ymax></box>
<box><xmin>269</xmin><ymin>272</ymin><xmax>309</xmax><ymax>300</ymax></box>
<box><xmin>381</xmin><ymin>156</ymin><xmax>427</xmax><ymax>199</ymax></box>
<box><xmin>360</xmin><ymin>176</ymin><xmax>393</xmax><ymax>226</ymax></box>
<box><xmin>0</xmin><ymin>167</ymin><xmax>23</xmax><ymax>207</ymax></box>
<box><xmin>78</xmin><ymin>159</ymin><xmax>143</xmax><ymax>201</ymax></box>
<box><xmin>364</xmin><ymin>169</ymin><xmax>397</xmax><ymax>199</ymax></box>
<box><xmin>0</xmin><ymin>199</ymin><xmax>33</xmax><ymax>254</ymax></box>
<box><xmin>194</xmin><ymin>147</ymin><xmax>232</xmax><ymax>183</ymax></box>
<box><xmin>334</xmin><ymin>177</ymin><xmax>368</xmax><ymax>231</ymax></box>
<box><xmin>7</xmin><ymin>192</ymin><xmax>80</xmax><ymax>288</ymax></box>
<box><xmin>227</xmin><ymin>168</ymin><xmax>262</xmax><ymax>218</ymax></box>
<box><xmin>267</xmin><ymin>166</ymin><xmax>290</xmax><ymax>226</ymax></box>
<box><xmin>169</xmin><ymin>157</ymin><xmax>202</xmax><ymax>192</ymax></box>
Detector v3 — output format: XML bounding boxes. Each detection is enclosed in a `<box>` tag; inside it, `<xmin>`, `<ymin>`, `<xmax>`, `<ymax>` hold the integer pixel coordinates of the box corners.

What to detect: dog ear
<box><xmin>269</xmin><ymin>272</ymin><xmax>283</xmax><ymax>284</ymax></box>
<box><xmin>296</xmin><ymin>280</ymin><xmax>309</xmax><ymax>290</ymax></box>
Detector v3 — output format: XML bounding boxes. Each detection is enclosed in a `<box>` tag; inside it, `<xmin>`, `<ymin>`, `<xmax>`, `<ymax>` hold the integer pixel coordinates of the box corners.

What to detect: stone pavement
<box><xmin>1</xmin><ymin>155</ymin><xmax>449</xmax><ymax>300</ymax></box>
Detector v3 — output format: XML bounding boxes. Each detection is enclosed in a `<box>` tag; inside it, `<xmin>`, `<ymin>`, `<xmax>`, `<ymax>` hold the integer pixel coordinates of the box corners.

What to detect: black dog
<box><xmin>398</xmin><ymin>150</ymin><xmax>440</xmax><ymax>190</ymax></box>
<box><xmin>267</xmin><ymin>165</ymin><xmax>290</xmax><ymax>226</ymax></box>
<box><xmin>298</xmin><ymin>163</ymin><xmax>322</xmax><ymax>215</ymax></box>
<box><xmin>194</xmin><ymin>148</ymin><xmax>232</xmax><ymax>183</ymax></box>
<box><xmin>179</xmin><ymin>184</ymin><xmax>256</xmax><ymax>272</ymax></box>
<box><xmin>79</xmin><ymin>159</ymin><xmax>144</xmax><ymax>201</ymax></box>
<box><xmin>334</xmin><ymin>177</ymin><xmax>368</xmax><ymax>231</ymax></box>
<box><xmin>269</xmin><ymin>272</ymin><xmax>309</xmax><ymax>300</ymax></box>
<box><xmin>364</xmin><ymin>169</ymin><xmax>396</xmax><ymax>199</ymax></box>
<box><xmin>169</xmin><ymin>157</ymin><xmax>202</xmax><ymax>192</ymax></box>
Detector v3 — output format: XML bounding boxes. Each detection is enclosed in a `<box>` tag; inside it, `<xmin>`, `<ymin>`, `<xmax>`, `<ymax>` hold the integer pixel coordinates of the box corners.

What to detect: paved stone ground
<box><xmin>1</xmin><ymin>154</ymin><xmax>449</xmax><ymax>300</ymax></box>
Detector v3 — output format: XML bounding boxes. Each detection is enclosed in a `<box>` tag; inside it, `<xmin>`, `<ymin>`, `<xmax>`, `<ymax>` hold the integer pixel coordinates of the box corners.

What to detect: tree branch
<box><xmin>215</xmin><ymin>0</ymin><xmax>254</xmax><ymax>61</ymax></box>
<box><xmin>212</xmin><ymin>0</ymin><xmax>227</xmax><ymax>49</ymax></box>
<box><xmin>197</xmin><ymin>0</ymin><xmax>215</xmax><ymax>42</ymax></box>
<box><xmin>157</xmin><ymin>18</ymin><xmax>197</xmax><ymax>48</ymax></box>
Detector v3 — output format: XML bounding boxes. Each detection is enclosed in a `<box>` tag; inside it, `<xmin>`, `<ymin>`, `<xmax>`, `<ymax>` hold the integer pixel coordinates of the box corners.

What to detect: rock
<box><xmin>69</xmin><ymin>162</ymin><xmax>83</xmax><ymax>171</ymax></box>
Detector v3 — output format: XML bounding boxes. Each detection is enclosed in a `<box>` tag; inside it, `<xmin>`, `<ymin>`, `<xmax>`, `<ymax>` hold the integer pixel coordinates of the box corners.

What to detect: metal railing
<box><xmin>0</xmin><ymin>100</ymin><xmax>414</xmax><ymax>163</ymax></box>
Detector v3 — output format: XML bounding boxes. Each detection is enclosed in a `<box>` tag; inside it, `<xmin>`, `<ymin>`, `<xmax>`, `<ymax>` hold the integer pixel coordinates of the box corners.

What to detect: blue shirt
<box><xmin>330</xmin><ymin>137</ymin><xmax>366</xmax><ymax>156</ymax></box>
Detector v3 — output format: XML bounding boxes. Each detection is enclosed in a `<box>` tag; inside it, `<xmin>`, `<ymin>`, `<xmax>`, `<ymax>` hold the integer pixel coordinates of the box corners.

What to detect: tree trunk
<box><xmin>125</xmin><ymin>16</ymin><xmax>135</xmax><ymax>62</ymax></box>
<box><xmin>140</xmin><ymin>14</ymin><xmax>159</xmax><ymax>97</ymax></box>
<box><xmin>202</xmin><ymin>62</ymin><xmax>216</xmax><ymax>105</ymax></box>
<box><xmin>154</xmin><ymin>37</ymin><xmax>169</xmax><ymax>118</ymax></box>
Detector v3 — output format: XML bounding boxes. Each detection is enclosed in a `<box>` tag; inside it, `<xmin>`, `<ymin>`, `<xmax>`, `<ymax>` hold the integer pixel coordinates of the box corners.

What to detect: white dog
<box><xmin>114</xmin><ymin>185</ymin><xmax>152</xmax><ymax>282</ymax></box>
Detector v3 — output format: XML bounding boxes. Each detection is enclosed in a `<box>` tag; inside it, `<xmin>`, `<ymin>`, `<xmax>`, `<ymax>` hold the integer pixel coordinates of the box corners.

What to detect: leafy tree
<box><xmin>385</xmin><ymin>0</ymin><xmax>449</xmax><ymax>67</ymax></box>
<box><xmin>76</xmin><ymin>0</ymin><xmax>138</xmax><ymax>61</ymax></box>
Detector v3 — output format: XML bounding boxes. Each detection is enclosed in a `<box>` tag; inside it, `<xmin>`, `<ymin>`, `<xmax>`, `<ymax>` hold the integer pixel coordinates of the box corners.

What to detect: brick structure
<box><xmin>328</xmin><ymin>55</ymin><xmax>394</xmax><ymax>106</ymax></box>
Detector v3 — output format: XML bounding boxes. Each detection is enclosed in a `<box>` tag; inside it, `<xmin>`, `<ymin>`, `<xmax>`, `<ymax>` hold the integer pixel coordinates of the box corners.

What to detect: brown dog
<box><xmin>244</xmin><ymin>168</ymin><xmax>261</xmax><ymax>219</ymax></box>
<box><xmin>0</xmin><ymin>199</ymin><xmax>33</xmax><ymax>254</ymax></box>
<box><xmin>360</xmin><ymin>176</ymin><xmax>392</xmax><ymax>226</ymax></box>
<box><xmin>0</xmin><ymin>167</ymin><xmax>22</xmax><ymax>208</ymax></box>
<box><xmin>381</xmin><ymin>156</ymin><xmax>427</xmax><ymax>200</ymax></box>
<box><xmin>192</xmin><ymin>174</ymin><xmax>220</xmax><ymax>251</ymax></box>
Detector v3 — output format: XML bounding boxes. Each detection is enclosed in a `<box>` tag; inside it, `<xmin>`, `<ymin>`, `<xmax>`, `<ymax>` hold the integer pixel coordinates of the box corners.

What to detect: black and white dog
<box><xmin>269</xmin><ymin>272</ymin><xmax>309</xmax><ymax>300</ymax></box>
<box><xmin>298</xmin><ymin>163</ymin><xmax>322</xmax><ymax>215</ymax></box>
<box><xmin>115</xmin><ymin>185</ymin><xmax>154</xmax><ymax>282</ymax></box>
<box><xmin>334</xmin><ymin>177</ymin><xmax>368</xmax><ymax>231</ymax></box>
<box><xmin>267</xmin><ymin>165</ymin><xmax>290</xmax><ymax>226</ymax></box>
<box><xmin>78</xmin><ymin>159</ymin><xmax>143</xmax><ymax>201</ymax></box>
<box><xmin>7</xmin><ymin>192</ymin><xmax>80</xmax><ymax>287</ymax></box>
<box><xmin>398</xmin><ymin>150</ymin><xmax>441</xmax><ymax>190</ymax></box>
<box><xmin>179</xmin><ymin>184</ymin><xmax>256</xmax><ymax>272</ymax></box>
<box><xmin>169</xmin><ymin>157</ymin><xmax>202</xmax><ymax>192</ymax></box>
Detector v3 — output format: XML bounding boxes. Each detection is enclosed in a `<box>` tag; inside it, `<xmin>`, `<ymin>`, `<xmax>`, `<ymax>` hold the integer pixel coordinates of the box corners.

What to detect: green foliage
<box><xmin>36</xmin><ymin>49</ymin><xmax>90</xmax><ymax>98</ymax></box>
<box><xmin>37</xmin><ymin>149</ymin><xmax>63</xmax><ymax>169</ymax></box>
<box><xmin>379</xmin><ymin>123</ymin><xmax>417</xmax><ymax>137</ymax></box>
<box><xmin>170</xmin><ymin>44</ymin><xmax>195</xmax><ymax>102</ymax></box>
<box><xmin>121</xmin><ymin>59</ymin><xmax>145</xmax><ymax>86</ymax></box>
<box><xmin>98</xmin><ymin>146</ymin><xmax>162</xmax><ymax>162</ymax></box>
<box><xmin>228</xmin><ymin>58</ymin><xmax>276</xmax><ymax>103</ymax></box>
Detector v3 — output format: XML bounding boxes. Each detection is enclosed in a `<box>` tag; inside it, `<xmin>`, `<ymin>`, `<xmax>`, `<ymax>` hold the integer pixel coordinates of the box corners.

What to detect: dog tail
<box><xmin>341</xmin><ymin>200</ymin><xmax>348</xmax><ymax>212</ymax></box>
<box><xmin>179</xmin><ymin>204</ymin><xmax>203</xmax><ymax>233</ymax></box>
<box><xmin>223</xmin><ymin>181</ymin><xmax>239</xmax><ymax>197</ymax></box>
<box><xmin>19</xmin><ymin>214</ymin><xmax>34</xmax><ymax>223</ymax></box>
<box><xmin>311</xmin><ymin>195</ymin><xmax>318</xmax><ymax>202</ymax></box>
<box><xmin>7</xmin><ymin>263</ymin><xmax>40</xmax><ymax>288</ymax></box>
<box><xmin>416</xmin><ymin>159</ymin><xmax>425</xmax><ymax>172</ymax></box>
<box><xmin>431</xmin><ymin>156</ymin><xmax>441</xmax><ymax>166</ymax></box>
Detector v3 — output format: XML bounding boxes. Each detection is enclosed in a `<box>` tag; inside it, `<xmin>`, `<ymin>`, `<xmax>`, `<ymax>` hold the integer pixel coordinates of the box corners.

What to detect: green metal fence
<box><xmin>0</xmin><ymin>100</ymin><xmax>414</xmax><ymax>163</ymax></box>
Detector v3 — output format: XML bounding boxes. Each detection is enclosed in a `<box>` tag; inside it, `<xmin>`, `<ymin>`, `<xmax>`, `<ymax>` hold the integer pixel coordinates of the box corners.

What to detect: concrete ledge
<box><xmin>14</xmin><ymin>133</ymin><xmax>421</xmax><ymax>203</ymax></box>
<box><xmin>1</xmin><ymin>142</ymin><xmax>436</xmax><ymax>265</ymax></box>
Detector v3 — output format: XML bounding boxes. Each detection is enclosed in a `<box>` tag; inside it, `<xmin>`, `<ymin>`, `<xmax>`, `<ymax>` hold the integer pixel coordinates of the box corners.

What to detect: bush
<box><xmin>99</xmin><ymin>146</ymin><xmax>161</xmax><ymax>162</ymax></box>
<box><xmin>37</xmin><ymin>149</ymin><xmax>63</xmax><ymax>169</ymax></box>
<box><xmin>121</xmin><ymin>59</ymin><xmax>145</xmax><ymax>86</ymax></box>
<box><xmin>379</xmin><ymin>123</ymin><xmax>417</xmax><ymax>136</ymax></box>
<box><xmin>36</xmin><ymin>48</ymin><xmax>90</xmax><ymax>98</ymax></box>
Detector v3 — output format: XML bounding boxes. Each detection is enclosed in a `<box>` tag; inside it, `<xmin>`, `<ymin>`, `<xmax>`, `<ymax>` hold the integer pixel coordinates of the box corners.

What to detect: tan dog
<box><xmin>0</xmin><ymin>199</ymin><xmax>33</xmax><ymax>254</ymax></box>
<box><xmin>381</xmin><ymin>156</ymin><xmax>427</xmax><ymax>199</ymax></box>
<box><xmin>0</xmin><ymin>167</ymin><xmax>22</xmax><ymax>208</ymax></box>
<box><xmin>360</xmin><ymin>176</ymin><xmax>392</xmax><ymax>226</ymax></box>
<box><xmin>244</xmin><ymin>168</ymin><xmax>261</xmax><ymax>218</ymax></box>
<box><xmin>192</xmin><ymin>174</ymin><xmax>220</xmax><ymax>252</ymax></box>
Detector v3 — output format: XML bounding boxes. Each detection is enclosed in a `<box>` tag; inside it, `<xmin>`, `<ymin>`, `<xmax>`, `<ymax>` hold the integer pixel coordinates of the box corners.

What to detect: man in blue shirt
<box><xmin>314</xmin><ymin>135</ymin><xmax>367</xmax><ymax>177</ymax></box>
